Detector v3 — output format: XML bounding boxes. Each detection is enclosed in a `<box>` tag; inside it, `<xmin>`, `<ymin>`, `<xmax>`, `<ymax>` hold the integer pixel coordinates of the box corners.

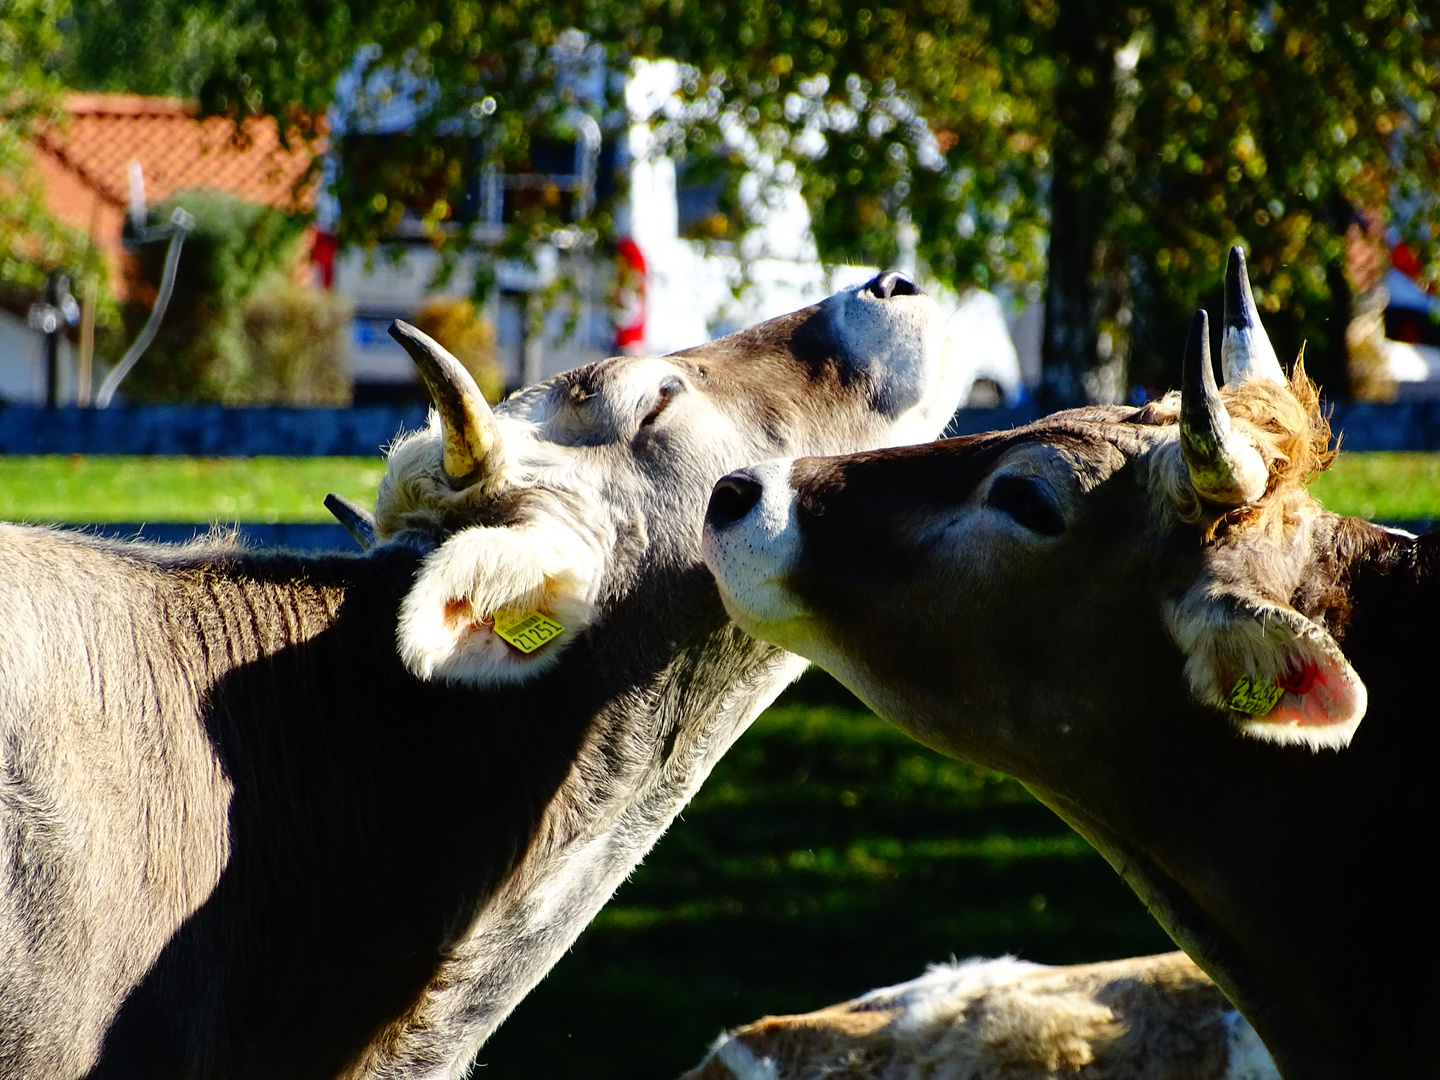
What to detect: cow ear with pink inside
<box><xmin>1167</xmin><ymin>588</ymin><xmax>1367</xmax><ymax>750</ymax></box>
<box><xmin>396</xmin><ymin>523</ymin><xmax>603</xmax><ymax>688</ymax></box>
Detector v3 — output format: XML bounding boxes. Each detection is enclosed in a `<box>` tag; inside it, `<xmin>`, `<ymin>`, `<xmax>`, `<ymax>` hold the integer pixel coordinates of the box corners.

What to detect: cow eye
<box><xmin>640</xmin><ymin>376</ymin><xmax>686</xmax><ymax>426</ymax></box>
<box><xmin>986</xmin><ymin>474</ymin><xmax>1065</xmax><ymax>536</ymax></box>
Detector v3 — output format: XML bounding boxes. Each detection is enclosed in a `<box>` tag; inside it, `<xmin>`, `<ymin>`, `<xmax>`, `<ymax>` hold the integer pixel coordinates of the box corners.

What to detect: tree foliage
<box><xmin>0</xmin><ymin>0</ymin><xmax>111</xmax><ymax>311</ymax></box>
<box><xmin>50</xmin><ymin>0</ymin><xmax>1440</xmax><ymax>397</ymax></box>
<box><xmin>121</xmin><ymin>188</ymin><xmax>313</xmax><ymax>402</ymax></box>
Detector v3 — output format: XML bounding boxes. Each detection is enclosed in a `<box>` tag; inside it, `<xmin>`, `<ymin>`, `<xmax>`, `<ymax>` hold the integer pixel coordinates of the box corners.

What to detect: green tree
<box><xmin>62</xmin><ymin>0</ymin><xmax>1440</xmax><ymax>401</ymax></box>
<box><xmin>0</xmin><ymin>0</ymin><xmax>111</xmax><ymax>311</ymax></box>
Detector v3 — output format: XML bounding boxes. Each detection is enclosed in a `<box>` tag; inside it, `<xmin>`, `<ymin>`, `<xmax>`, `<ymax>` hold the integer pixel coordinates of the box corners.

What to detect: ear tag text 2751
<box><xmin>1227</xmin><ymin>676</ymin><xmax>1285</xmax><ymax>716</ymax></box>
<box><xmin>492</xmin><ymin>609</ymin><xmax>565</xmax><ymax>654</ymax></box>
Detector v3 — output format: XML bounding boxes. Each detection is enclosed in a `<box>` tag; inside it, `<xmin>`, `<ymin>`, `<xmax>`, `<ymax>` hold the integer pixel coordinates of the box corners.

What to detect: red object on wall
<box><xmin>311</xmin><ymin>229</ymin><xmax>338</xmax><ymax>288</ymax></box>
<box><xmin>613</xmin><ymin>236</ymin><xmax>647</xmax><ymax>354</ymax></box>
<box><xmin>1392</xmin><ymin>241</ymin><xmax>1422</xmax><ymax>281</ymax></box>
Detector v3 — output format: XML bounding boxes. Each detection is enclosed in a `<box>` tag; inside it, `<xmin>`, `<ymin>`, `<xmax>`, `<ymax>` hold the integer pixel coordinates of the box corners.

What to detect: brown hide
<box><xmin>703</xmin><ymin>396</ymin><xmax>1440</xmax><ymax>1079</ymax></box>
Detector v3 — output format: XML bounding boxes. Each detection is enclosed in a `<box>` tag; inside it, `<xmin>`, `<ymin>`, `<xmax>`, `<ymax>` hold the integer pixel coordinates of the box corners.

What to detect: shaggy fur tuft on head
<box><xmin>1139</xmin><ymin>357</ymin><xmax>1334</xmax><ymax>535</ymax></box>
<box><xmin>374</xmin><ymin>413</ymin><xmax>517</xmax><ymax>542</ymax></box>
<box><xmin>374</xmin><ymin>413</ymin><xmax>613</xmax><ymax>688</ymax></box>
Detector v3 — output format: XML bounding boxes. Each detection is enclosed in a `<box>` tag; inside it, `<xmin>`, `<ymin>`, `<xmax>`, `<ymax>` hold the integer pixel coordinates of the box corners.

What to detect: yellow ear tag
<box><xmin>490</xmin><ymin>609</ymin><xmax>565</xmax><ymax>654</ymax></box>
<box><xmin>1228</xmin><ymin>676</ymin><xmax>1284</xmax><ymax>716</ymax></box>
<box><xmin>490</xmin><ymin>608</ymin><xmax>565</xmax><ymax>654</ymax></box>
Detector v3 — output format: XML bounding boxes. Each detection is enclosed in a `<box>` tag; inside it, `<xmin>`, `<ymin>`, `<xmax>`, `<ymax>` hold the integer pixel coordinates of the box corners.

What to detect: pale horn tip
<box><xmin>1181</xmin><ymin>308</ymin><xmax>1268</xmax><ymax>506</ymax></box>
<box><xmin>1221</xmin><ymin>245</ymin><xmax>1286</xmax><ymax>386</ymax></box>
<box><xmin>1224</xmin><ymin>247</ymin><xmax>1255</xmax><ymax>331</ymax></box>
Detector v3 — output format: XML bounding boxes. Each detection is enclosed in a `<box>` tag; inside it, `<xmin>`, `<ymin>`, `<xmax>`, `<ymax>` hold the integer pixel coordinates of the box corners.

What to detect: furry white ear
<box><xmin>398</xmin><ymin>523</ymin><xmax>602</xmax><ymax>688</ymax></box>
<box><xmin>1168</xmin><ymin>589</ymin><xmax>1367</xmax><ymax>750</ymax></box>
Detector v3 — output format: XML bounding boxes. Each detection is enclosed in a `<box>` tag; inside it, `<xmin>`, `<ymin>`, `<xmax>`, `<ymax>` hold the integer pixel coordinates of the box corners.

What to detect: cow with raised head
<box><xmin>0</xmin><ymin>272</ymin><xmax>962</xmax><ymax>1080</ymax></box>
<box><xmin>703</xmin><ymin>251</ymin><xmax>1437</xmax><ymax>1079</ymax></box>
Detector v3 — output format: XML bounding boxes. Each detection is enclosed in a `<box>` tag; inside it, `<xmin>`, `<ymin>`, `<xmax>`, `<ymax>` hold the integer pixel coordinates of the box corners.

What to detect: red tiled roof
<box><xmin>28</xmin><ymin>94</ymin><xmax>320</xmax><ymax>299</ymax></box>
<box><xmin>36</xmin><ymin>93</ymin><xmax>318</xmax><ymax>216</ymax></box>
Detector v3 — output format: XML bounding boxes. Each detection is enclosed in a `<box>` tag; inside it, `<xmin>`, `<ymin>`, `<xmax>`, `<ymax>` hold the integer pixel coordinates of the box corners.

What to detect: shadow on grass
<box><xmin>471</xmin><ymin>671</ymin><xmax>1173</xmax><ymax>1078</ymax></box>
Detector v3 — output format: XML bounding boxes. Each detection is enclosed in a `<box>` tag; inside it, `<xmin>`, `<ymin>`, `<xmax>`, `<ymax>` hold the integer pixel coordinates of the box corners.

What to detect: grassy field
<box><xmin>1309</xmin><ymin>451</ymin><xmax>1440</xmax><ymax>520</ymax></box>
<box><xmin>0</xmin><ymin>456</ymin><xmax>384</xmax><ymax>523</ymax></box>
<box><xmin>0</xmin><ymin>450</ymin><xmax>1435</xmax><ymax>523</ymax></box>
<box><xmin>473</xmin><ymin>674</ymin><xmax>1173</xmax><ymax>1079</ymax></box>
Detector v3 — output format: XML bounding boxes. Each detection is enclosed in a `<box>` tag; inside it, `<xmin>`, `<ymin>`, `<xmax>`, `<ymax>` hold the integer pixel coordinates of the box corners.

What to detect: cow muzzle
<box><xmin>702</xmin><ymin>459</ymin><xmax>810</xmax><ymax>637</ymax></box>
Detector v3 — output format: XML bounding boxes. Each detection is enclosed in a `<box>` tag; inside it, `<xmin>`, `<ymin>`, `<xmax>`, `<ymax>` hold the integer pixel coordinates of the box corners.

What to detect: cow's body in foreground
<box><xmin>683</xmin><ymin>953</ymin><xmax>1279</xmax><ymax>1080</ymax></box>
<box><xmin>0</xmin><ymin>274</ymin><xmax>961</xmax><ymax>1079</ymax></box>
<box><xmin>703</xmin><ymin>252</ymin><xmax>1435</xmax><ymax>1079</ymax></box>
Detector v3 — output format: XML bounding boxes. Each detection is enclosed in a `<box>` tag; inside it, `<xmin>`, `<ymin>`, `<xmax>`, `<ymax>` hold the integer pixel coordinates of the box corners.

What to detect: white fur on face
<box><xmin>701</xmin><ymin>458</ymin><xmax>812</xmax><ymax>646</ymax></box>
<box><xmin>397</xmin><ymin>517</ymin><xmax>608</xmax><ymax>686</ymax></box>
<box><xmin>808</xmin><ymin>281</ymin><xmax>963</xmax><ymax>445</ymax></box>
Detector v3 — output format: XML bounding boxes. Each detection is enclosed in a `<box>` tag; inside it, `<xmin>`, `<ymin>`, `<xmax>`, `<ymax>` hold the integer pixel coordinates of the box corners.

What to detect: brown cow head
<box><xmin>702</xmin><ymin>249</ymin><xmax>1367</xmax><ymax>760</ymax></box>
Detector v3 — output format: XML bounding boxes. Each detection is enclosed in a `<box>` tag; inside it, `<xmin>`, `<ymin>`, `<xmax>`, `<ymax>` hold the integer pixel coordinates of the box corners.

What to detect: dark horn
<box><xmin>1221</xmin><ymin>246</ymin><xmax>1286</xmax><ymax>386</ymax></box>
<box><xmin>388</xmin><ymin>320</ymin><xmax>502</xmax><ymax>488</ymax></box>
<box><xmin>325</xmin><ymin>493</ymin><xmax>378</xmax><ymax>552</ymax></box>
<box><xmin>1180</xmin><ymin>310</ymin><xmax>1268</xmax><ymax>506</ymax></box>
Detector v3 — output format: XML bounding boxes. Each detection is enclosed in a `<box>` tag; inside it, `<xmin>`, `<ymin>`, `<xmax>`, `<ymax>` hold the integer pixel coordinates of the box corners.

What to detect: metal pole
<box><xmin>42</xmin><ymin>274</ymin><xmax>61</xmax><ymax>408</ymax></box>
<box><xmin>96</xmin><ymin>208</ymin><xmax>194</xmax><ymax>408</ymax></box>
<box><xmin>76</xmin><ymin>276</ymin><xmax>96</xmax><ymax>407</ymax></box>
<box><xmin>522</xmin><ymin>290</ymin><xmax>544</xmax><ymax>386</ymax></box>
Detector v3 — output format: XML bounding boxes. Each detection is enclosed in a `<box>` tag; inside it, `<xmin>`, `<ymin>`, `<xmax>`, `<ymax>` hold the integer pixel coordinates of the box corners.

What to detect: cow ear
<box><xmin>397</xmin><ymin>524</ymin><xmax>601</xmax><ymax>688</ymax></box>
<box><xmin>1168</xmin><ymin>591</ymin><xmax>1367</xmax><ymax>750</ymax></box>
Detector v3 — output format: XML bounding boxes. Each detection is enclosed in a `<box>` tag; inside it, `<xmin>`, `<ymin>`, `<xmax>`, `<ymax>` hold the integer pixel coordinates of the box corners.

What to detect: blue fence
<box><xmin>0</xmin><ymin>405</ymin><xmax>430</xmax><ymax>457</ymax></box>
<box><xmin>57</xmin><ymin>522</ymin><xmax>358</xmax><ymax>552</ymax></box>
<box><xmin>3</xmin><ymin>401</ymin><xmax>1440</xmax><ymax>456</ymax></box>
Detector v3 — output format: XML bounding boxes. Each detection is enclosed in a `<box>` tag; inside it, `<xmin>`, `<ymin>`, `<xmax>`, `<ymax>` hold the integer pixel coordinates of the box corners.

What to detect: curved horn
<box><xmin>1181</xmin><ymin>310</ymin><xmax>1269</xmax><ymax>506</ymax></box>
<box><xmin>324</xmin><ymin>493</ymin><xmax>377</xmax><ymax>551</ymax></box>
<box><xmin>389</xmin><ymin>320</ymin><xmax>503</xmax><ymax>488</ymax></box>
<box><xmin>1221</xmin><ymin>246</ymin><xmax>1286</xmax><ymax>386</ymax></box>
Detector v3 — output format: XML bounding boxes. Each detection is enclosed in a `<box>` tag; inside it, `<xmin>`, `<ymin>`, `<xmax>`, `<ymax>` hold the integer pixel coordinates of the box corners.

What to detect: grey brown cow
<box><xmin>703</xmin><ymin>252</ymin><xmax>1435</xmax><ymax>1079</ymax></box>
<box><xmin>0</xmin><ymin>273</ymin><xmax>962</xmax><ymax>1079</ymax></box>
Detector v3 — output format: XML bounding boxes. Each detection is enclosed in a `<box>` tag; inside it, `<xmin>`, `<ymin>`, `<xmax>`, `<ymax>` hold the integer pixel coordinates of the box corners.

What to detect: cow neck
<box><xmin>1029</xmin><ymin>517</ymin><xmax>1440</xmax><ymax>1080</ymax></box>
<box><xmin>368</xmin><ymin>588</ymin><xmax>807</xmax><ymax>1070</ymax></box>
<box><xmin>144</xmin><ymin>542</ymin><xmax>804</xmax><ymax>1076</ymax></box>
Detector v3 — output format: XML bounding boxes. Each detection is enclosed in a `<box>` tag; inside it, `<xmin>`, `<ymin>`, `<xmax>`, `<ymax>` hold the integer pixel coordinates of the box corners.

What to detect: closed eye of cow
<box><xmin>985</xmin><ymin>474</ymin><xmax>1065</xmax><ymax>536</ymax></box>
<box><xmin>640</xmin><ymin>375</ymin><xmax>687</xmax><ymax>427</ymax></box>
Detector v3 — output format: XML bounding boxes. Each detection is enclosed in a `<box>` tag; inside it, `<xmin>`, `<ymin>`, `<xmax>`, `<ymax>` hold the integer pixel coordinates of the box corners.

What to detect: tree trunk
<box><xmin>1040</xmin><ymin>10</ymin><xmax>1118</xmax><ymax>409</ymax></box>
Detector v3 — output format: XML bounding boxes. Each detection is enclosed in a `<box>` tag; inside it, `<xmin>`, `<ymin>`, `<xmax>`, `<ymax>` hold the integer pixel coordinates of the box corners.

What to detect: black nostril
<box><xmin>706</xmin><ymin>472</ymin><xmax>765</xmax><ymax>530</ymax></box>
<box><xmin>867</xmin><ymin>270</ymin><xmax>922</xmax><ymax>300</ymax></box>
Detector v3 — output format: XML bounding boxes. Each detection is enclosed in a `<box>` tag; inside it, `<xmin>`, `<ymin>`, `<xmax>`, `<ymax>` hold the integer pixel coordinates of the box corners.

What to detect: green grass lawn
<box><xmin>0</xmin><ymin>451</ymin><xmax>1435</xmax><ymax>524</ymax></box>
<box><xmin>0</xmin><ymin>456</ymin><xmax>385</xmax><ymax>523</ymax></box>
<box><xmin>1309</xmin><ymin>452</ymin><xmax>1440</xmax><ymax>520</ymax></box>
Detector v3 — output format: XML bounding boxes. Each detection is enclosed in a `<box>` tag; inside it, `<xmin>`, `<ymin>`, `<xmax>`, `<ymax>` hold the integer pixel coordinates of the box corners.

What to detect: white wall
<box><xmin>0</xmin><ymin>311</ymin><xmax>79</xmax><ymax>405</ymax></box>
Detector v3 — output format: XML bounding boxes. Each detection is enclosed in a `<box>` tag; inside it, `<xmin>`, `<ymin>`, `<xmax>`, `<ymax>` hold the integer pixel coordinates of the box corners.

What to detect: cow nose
<box><xmin>867</xmin><ymin>270</ymin><xmax>922</xmax><ymax>300</ymax></box>
<box><xmin>706</xmin><ymin>471</ymin><xmax>765</xmax><ymax>530</ymax></box>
